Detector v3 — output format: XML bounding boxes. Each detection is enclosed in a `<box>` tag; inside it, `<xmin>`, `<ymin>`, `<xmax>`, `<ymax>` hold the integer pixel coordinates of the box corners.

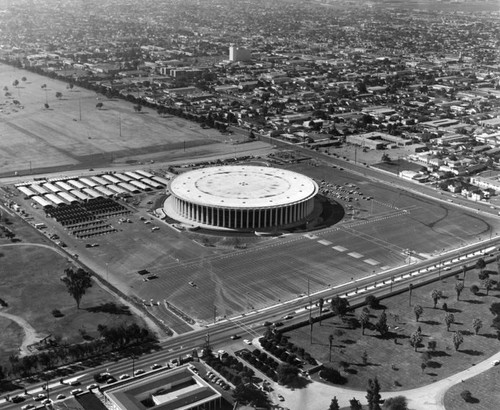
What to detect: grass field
<box><xmin>0</xmin><ymin>63</ymin><xmax>235</xmax><ymax>176</ymax></box>
<box><xmin>443</xmin><ymin>365</ymin><xmax>500</xmax><ymax>409</ymax></box>
<box><xmin>0</xmin><ymin>217</ymin><xmax>147</xmax><ymax>366</ymax></box>
<box><xmin>286</xmin><ymin>263</ymin><xmax>500</xmax><ymax>392</ymax></box>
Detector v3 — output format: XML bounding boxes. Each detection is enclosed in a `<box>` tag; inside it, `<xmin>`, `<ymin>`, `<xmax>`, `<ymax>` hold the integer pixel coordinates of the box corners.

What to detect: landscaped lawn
<box><xmin>0</xmin><ymin>216</ymin><xmax>147</xmax><ymax>367</ymax></box>
<box><xmin>285</xmin><ymin>266</ymin><xmax>500</xmax><ymax>392</ymax></box>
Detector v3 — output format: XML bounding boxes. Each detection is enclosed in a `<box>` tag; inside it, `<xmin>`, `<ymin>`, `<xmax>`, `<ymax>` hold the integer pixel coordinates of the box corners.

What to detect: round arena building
<box><xmin>164</xmin><ymin>165</ymin><xmax>319</xmax><ymax>231</ymax></box>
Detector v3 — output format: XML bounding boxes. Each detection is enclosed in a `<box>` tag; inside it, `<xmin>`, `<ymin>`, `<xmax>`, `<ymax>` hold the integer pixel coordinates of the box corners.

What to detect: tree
<box><xmin>55</xmin><ymin>92</ymin><xmax>63</xmax><ymax>99</ymax></box>
<box><xmin>462</xmin><ymin>265</ymin><xmax>468</xmax><ymax>283</ymax></box>
<box><xmin>134</xmin><ymin>104</ymin><xmax>142</xmax><ymax>112</ymax></box>
<box><xmin>431</xmin><ymin>289</ymin><xmax>442</xmax><ymax>308</ymax></box>
<box><xmin>475</xmin><ymin>258</ymin><xmax>486</xmax><ymax>274</ymax></box>
<box><xmin>350</xmin><ymin>398</ymin><xmax>362</xmax><ymax>410</ymax></box>
<box><xmin>453</xmin><ymin>331</ymin><xmax>464</xmax><ymax>351</ymax></box>
<box><xmin>362</xmin><ymin>350</ymin><xmax>368</xmax><ymax>365</ymax></box>
<box><xmin>3</xmin><ymin>86</ymin><xmax>7</xmax><ymax>91</ymax></box>
<box><xmin>359</xmin><ymin>309</ymin><xmax>370</xmax><ymax>335</ymax></box>
<box><xmin>482</xmin><ymin>278</ymin><xmax>493</xmax><ymax>295</ymax></box>
<box><xmin>375</xmin><ymin>311</ymin><xmax>389</xmax><ymax>337</ymax></box>
<box><xmin>383</xmin><ymin>396</ymin><xmax>408</xmax><ymax>410</ymax></box>
<box><xmin>96</xmin><ymin>102</ymin><xmax>103</xmax><ymax>110</ymax></box>
<box><xmin>413</xmin><ymin>305</ymin><xmax>423</xmax><ymax>322</ymax></box>
<box><xmin>366</xmin><ymin>377</ymin><xmax>382</xmax><ymax>410</ymax></box>
<box><xmin>44</xmin><ymin>103</ymin><xmax>49</xmax><ymax>109</ymax></box>
<box><xmin>409</xmin><ymin>330</ymin><xmax>422</xmax><ymax>352</ymax></box>
<box><xmin>12</xmin><ymin>79</ymin><xmax>19</xmax><ymax>87</ymax></box>
<box><xmin>421</xmin><ymin>362</ymin><xmax>427</xmax><ymax>373</ymax></box>
<box><xmin>41</xmin><ymin>84</ymin><xmax>47</xmax><ymax>89</ymax></box>
<box><xmin>445</xmin><ymin>312</ymin><xmax>455</xmax><ymax>331</ymax></box>
<box><xmin>331</xmin><ymin>296</ymin><xmax>350</xmax><ymax>318</ymax></box>
<box><xmin>381</xmin><ymin>153</ymin><xmax>391</xmax><ymax>163</ymax></box>
<box><xmin>365</xmin><ymin>294</ymin><xmax>379</xmax><ymax>309</ymax></box>
<box><xmin>21</xmin><ymin>76</ymin><xmax>27</xmax><ymax>82</ymax></box>
<box><xmin>232</xmin><ymin>383</ymin><xmax>269</xmax><ymax>407</ymax></box>
<box><xmin>276</xmin><ymin>363</ymin><xmax>300</xmax><ymax>386</ymax></box>
<box><xmin>472</xmin><ymin>318</ymin><xmax>482</xmax><ymax>335</ymax></box>
<box><xmin>61</xmin><ymin>267</ymin><xmax>92</xmax><ymax>309</ymax></box>
<box><xmin>460</xmin><ymin>390</ymin><xmax>472</xmax><ymax>402</ymax></box>
<box><xmin>470</xmin><ymin>284</ymin><xmax>479</xmax><ymax>295</ymax></box>
<box><xmin>455</xmin><ymin>281</ymin><xmax>464</xmax><ymax>301</ymax></box>
<box><xmin>329</xmin><ymin>396</ymin><xmax>340</xmax><ymax>410</ymax></box>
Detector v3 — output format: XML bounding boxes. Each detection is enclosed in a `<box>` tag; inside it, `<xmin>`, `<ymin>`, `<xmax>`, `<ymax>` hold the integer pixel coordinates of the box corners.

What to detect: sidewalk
<box><xmin>274</xmin><ymin>350</ymin><xmax>500</xmax><ymax>410</ymax></box>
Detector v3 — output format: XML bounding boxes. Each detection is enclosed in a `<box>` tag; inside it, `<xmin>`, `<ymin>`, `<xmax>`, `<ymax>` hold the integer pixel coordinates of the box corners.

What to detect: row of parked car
<box><xmin>205</xmin><ymin>371</ymin><xmax>230</xmax><ymax>390</ymax></box>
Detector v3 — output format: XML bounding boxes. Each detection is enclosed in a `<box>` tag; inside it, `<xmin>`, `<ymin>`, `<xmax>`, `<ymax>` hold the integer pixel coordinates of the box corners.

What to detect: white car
<box><xmin>243</xmin><ymin>339</ymin><xmax>252</xmax><ymax>345</ymax></box>
<box><xmin>70</xmin><ymin>389</ymin><xmax>83</xmax><ymax>395</ymax></box>
<box><xmin>492</xmin><ymin>360</ymin><xmax>500</xmax><ymax>366</ymax></box>
<box><xmin>21</xmin><ymin>405</ymin><xmax>35</xmax><ymax>410</ymax></box>
<box><xmin>134</xmin><ymin>369</ymin><xmax>145</xmax><ymax>376</ymax></box>
<box><xmin>87</xmin><ymin>383</ymin><xmax>98</xmax><ymax>390</ymax></box>
<box><xmin>56</xmin><ymin>394</ymin><xmax>66</xmax><ymax>400</ymax></box>
<box><xmin>151</xmin><ymin>363</ymin><xmax>162</xmax><ymax>370</ymax></box>
<box><xmin>119</xmin><ymin>374</ymin><xmax>130</xmax><ymax>380</ymax></box>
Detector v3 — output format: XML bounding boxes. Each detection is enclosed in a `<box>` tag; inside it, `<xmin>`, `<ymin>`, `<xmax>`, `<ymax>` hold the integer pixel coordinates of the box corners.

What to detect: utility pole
<box><xmin>79</xmin><ymin>97</ymin><xmax>81</xmax><ymax>121</ymax></box>
<box><xmin>213</xmin><ymin>305</ymin><xmax>217</xmax><ymax>324</ymax></box>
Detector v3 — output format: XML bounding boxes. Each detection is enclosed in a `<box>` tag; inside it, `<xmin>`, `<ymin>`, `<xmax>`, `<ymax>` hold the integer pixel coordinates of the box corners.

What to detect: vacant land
<box><xmin>0</xmin><ymin>63</ymin><xmax>241</xmax><ymax>176</ymax></box>
<box><xmin>286</xmin><ymin>265</ymin><xmax>500</xmax><ymax>392</ymax></box>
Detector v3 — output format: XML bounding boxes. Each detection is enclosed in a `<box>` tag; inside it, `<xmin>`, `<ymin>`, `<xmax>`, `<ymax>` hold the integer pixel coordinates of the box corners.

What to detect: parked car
<box><xmin>119</xmin><ymin>374</ymin><xmax>130</xmax><ymax>380</ymax></box>
<box><xmin>151</xmin><ymin>363</ymin><xmax>162</xmax><ymax>370</ymax></box>
<box><xmin>70</xmin><ymin>389</ymin><xmax>83</xmax><ymax>395</ymax></box>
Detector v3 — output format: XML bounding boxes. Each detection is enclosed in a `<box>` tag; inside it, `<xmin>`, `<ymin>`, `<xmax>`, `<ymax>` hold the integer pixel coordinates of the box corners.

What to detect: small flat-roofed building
<box><xmin>103</xmin><ymin>365</ymin><xmax>222</xmax><ymax>410</ymax></box>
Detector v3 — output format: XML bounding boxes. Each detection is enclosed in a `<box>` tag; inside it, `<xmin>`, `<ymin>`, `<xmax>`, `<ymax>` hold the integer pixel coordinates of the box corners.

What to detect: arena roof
<box><xmin>169</xmin><ymin>165</ymin><xmax>318</xmax><ymax>208</ymax></box>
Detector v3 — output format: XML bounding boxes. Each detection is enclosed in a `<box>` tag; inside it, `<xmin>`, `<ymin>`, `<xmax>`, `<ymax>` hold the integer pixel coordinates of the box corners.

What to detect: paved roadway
<box><xmin>2</xmin><ymin>239</ymin><xmax>497</xmax><ymax>409</ymax></box>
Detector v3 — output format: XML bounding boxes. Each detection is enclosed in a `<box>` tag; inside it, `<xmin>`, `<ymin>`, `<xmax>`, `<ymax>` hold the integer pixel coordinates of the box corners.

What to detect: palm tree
<box><xmin>453</xmin><ymin>331</ymin><xmax>464</xmax><ymax>351</ymax></box>
<box><xmin>472</xmin><ymin>318</ymin><xmax>482</xmax><ymax>335</ymax></box>
<box><xmin>462</xmin><ymin>265</ymin><xmax>467</xmax><ymax>283</ymax></box>
<box><xmin>431</xmin><ymin>289</ymin><xmax>442</xmax><ymax>308</ymax></box>
<box><xmin>359</xmin><ymin>309</ymin><xmax>370</xmax><ymax>335</ymax></box>
<box><xmin>410</xmin><ymin>331</ymin><xmax>422</xmax><ymax>352</ymax></box>
<box><xmin>413</xmin><ymin>305</ymin><xmax>423</xmax><ymax>322</ymax></box>
<box><xmin>482</xmin><ymin>278</ymin><xmax>493</xmax><ymax>295</ymax></box>
<box><xmin>444</xmin><ymin>312</ymin><xmax>455</xmax><ymax>331</ymax></box>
